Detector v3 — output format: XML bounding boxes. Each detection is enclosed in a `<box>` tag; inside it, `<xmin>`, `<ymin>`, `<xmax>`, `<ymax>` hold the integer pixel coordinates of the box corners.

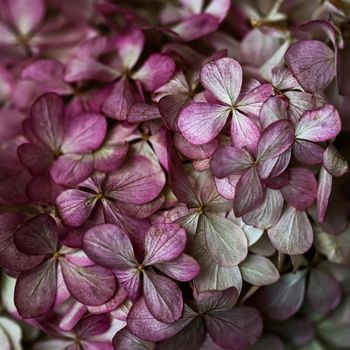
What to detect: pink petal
<box><xmin>280</xmin><ymin>168</ymin><xmax>317</xmax><ymax>210</ymax></box>
<box><xmin>14</xmin><ymin>259</ymin><xmax>57</xmax><ymax>318</ymax></box>
<box><xmin>285</xmin><ymin>40</ymin><xmax>335</xmax><ymax>93</ymax></box>
<box><xmin>93</xmin><ymin>143</ymin><xmax>128</xmax><ymax>173</ymax></box>
<box><xmin>61</xmin><ymin>113</ymin><xmax>107</xmax><ymax>153</ymax></box>
<box><xmin>61</xmin><ymin>260</ymin><xmax>116</xmax><ymax>306</ymax></box>
<box><xmin>203</xmin><ymin>213</ymin><xmax>248</xmax><ymax>267</ymax></box>
<box><xmin>143</xmin><ymin>270</ymin><xmax>183</xmax><ymax>323</ymax></box>
<box><xmin>284</xmin><ymin>91</ymin><xmax>314</xmax><ymax>124</ymax></box>
<box><xmin>234</xmin><ymin>168</ymin><xmax>263</xmax><ymax>217</ymax></box>
<box><xmin>171</xmin><ymin>14</ymin><xmax>219</xmax><ymax>42</ymax></box>
<box><xmin>127</xmin><ymin>298</ymin><xmax>195</xmax><ymax>342</ymax></box>
<box><xmin>56</xmin><ymin>189</ymin><xmax>97</xmax><ymax>227</ymax></box>
<box><xmin>143</xmin><ymin>223</ymin><xmax>186</xmax><ymax>265</ymax></box>
<box><xmin>295</xmin><ymin>104</ymin><xmax>341</xmax><ymax>142</ymax></box>
<box><xmin>258</xmin><ymin>149</ymin><xmax>291</xmax><ymax>179</ymax></box>
<box><xmin>128</xmin><ymin>103</ymin><xmax>161</xmax><ymax>123</ymax></box>
<box><xmin>30</xmin><ymin>93</ymin><xmax>65</xmax><ymax>151</ymax></box>
<box><xmin>323</xmin><ymin>144</ymin><xmax>349</xmax><ymax>177</ymax></box>
<box><xmin>159</xmin><ymin>95</ymin><xmax>189</xmax><ymax>132</ymax></box>
<box><xmin>102</xmin><ymin>78</ymin><xmax>135</xmax><ymax>120</ymax></box>
<box><xmin>105</xmin><ymin>155</ymin><xmax>165</xmax><ymax>205</ymax></box>
<box><xmin>14</xmin><ymin>214</ymin><xmax>58</xmax><ymax>255</ymax></box>
<box><xmin>178</xmin><ymin>103</ymin><xmax>230</xmax><ymax>144</ymax></box>
<box><xmin>50</xmin><ymin>154</ymin><xmax>94</xmax><ymax>186</ymax></box>
<box><xmin>75</xmin><ymin>314</ymin><xmax>110</xmax><ymax>337</ymax></box>
<box><xmin>231</xmin><ymin>110</ymin><xmax>260</xmax><ymax>155</ymax></box>
<box><xmin>317</xmin><ymin>167</ymin><xmax>332</xmax><ymax>223</ymax></box>
<box><xmin>257</xmin><ymin>120</ymin><xmax>294</xmax><ymax>161</ymax></box>
<box><xmin>293</xmin><ymin>140</ymin><xmax>324</xmax><ymax>165</ymax></box>
<box><xmin>8</xmin><ymin>0</ymin><xmax>45</xmax><ymax>35</ymax></box>
<box><xmin>200</xmin><ymin>57</ymin><xmax>242</xmax><ymax>105</ymax></box>
<box><xmin>268</xmin><ymin>206</ymin><xmax>313</xmax><ymax>255</ymax></box>
<box><xmin>214</xmin><ymin>175</ymin><xmax>240</xmax><ymax>200</ymax></box>
<box><xmin>133</xmin><ymin>54</ymin><xmax>175</xmax><ymax>91</ymax></box>
<box><xmin>205</xmin><ymin>0</ymin><xmax>231</xmax><ymax>21</ymax></box>
<box><xmin>260</xmin><ymin>96</ymin><xmax>288</xmax><ymax>129</ymax></box>
<box><xmin>156</xmin><ymin>254</ymin><xmax>200</xmax><ymax>281</ymax></box>
<box><xmin>59</xmin><ymin>302</ymin><xmax>87</xmax><ymax>331</ymax></box>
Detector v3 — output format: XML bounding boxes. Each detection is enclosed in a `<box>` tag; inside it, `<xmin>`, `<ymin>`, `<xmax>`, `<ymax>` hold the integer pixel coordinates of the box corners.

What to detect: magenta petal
<box><xmin>128</xmin><ymin>103</ymin><xmax>161</xmax><ymax>123</ymax></box>
<box><xmin>200</xmin><ymin>57</ymin><xmax>242</xmax><ymax>105</ymax></box>
<box><xmin>171</xmin><ymin>14</ymin><xmax>219</xmax><ymax>41</ymax></box>
<box><xmin>102</xmin><ymin>78</ymin><xmax>135</xmax><ymax>120</ymax></box>
<box><xmin>196</xmin><ymin>288</ymin><xmax>238</xmax><ymax>313</ymax></box>
<box><xmin>143</xmin><ymin>269</ymin><xmax>183</xmax><ymax>323</ymax></box>
<box><xmin>293</xmin><ymin>140</ymin><xmax>324</xmax><ymax>165</ymax></box>
<box><xmin>231</xmin><ymin>110</ymin><xmax>261</xmax><ymax>155</ymax></box>
<box><xmin>83</xmin><ymin>224</ymin><xmax>136</xmax><ymax>270</ymax></box>
<box><xmin>205</xmin><ymin>307</ymin><xmax>263</xmax><ymax>350</ymax></box>
<box><xmin>133</xmin><ymin>54</ymin><xmax>175</xmax><ymax>91</ymax></box>
<box><xmin>214</xmin><ymin>175</ymin><xmax>240</xmax><ymax>200</ymax></box>
<box><xmin>14</xmin><ymin>259</ymin><xmax>57</xmax><ymax>318</ymax></box>
<box><xmin>260</xmin><ymin>96</ymin><xmax>288</xmax><ymax>128</ymax></box>
<box><xmin>295</xmin><ymin>104</ymin><xmax>341</xmax><ymax>142</ymax></box>
<box><xmin>143</xmin><ymin>223</ymin><xmax>186</xmax><ymax>265</ymax></box>
<box><xmin>30</xmin><ymin>93</ymin><xmax>65</xmax><ymax>151</ymax></box>
<box><xmin>0</xmin><ymin>213</ymin><xmax>42</xmax><ymax>272</ymax></box>
<box><xmin>280</xmin><ymin>168</ymin><xmax>317</xmax><ymax>210</ymax></box>
<box><xmin>210</xmin><ymin>146</ymin><xmax>254</xmax><ymax>179</ymax></box>
<box><xmin>268</xmin><ymin>206</ymin><xmax>313</xmax><ymax>255</ymax></box>
<box><xmin>14</xmin><ymin>214</ymin><xmax>58</xmax><ymax>255</ymax></box>
<box><xmin>156</xmin><ymin>254</ymin><xmax>200</xmax><ymax>282</ymax></box>
<box><xmin>94</xmin><ymin>142</ymin><xmax>128</xmax><ymax>173</ymax></box>
<box><xmin>50</xmin><ymin>153</ymin><xmax>94</xmax><ymax>186</ymax></box>
<box><xmin>105</xmin><ymin>155</ymin><xmax>165</xmax><ymax>205</ymax></box>
<box><xmin>61</xmin><ymin>260</ymin><xmax>116</xmax><ymax>306</ymax></box>
<box><xmin>234</xmin><ymin>168</ymin><xmax>263</xmax><ymax>217</ymax></box>
<box><xmin>317</xmin><ymin>167</ymin><xmax>333</xmax><ymax>223</ymax></box>
<box><xmin>127</xmin><ymin>298</ymin><xmax>195</xmax><ymax>342</ymax></box>
<box><xmin>61</xmin><ymin>114</ymin><xmax>107</xmax><ymax>153</ymax></box>
<box><xmin>159</xmin><ymin>95</ymin><xmax>189</xmax><ymax>132</ymax></box>
<box><xmin>257</xmin><ymin>120</ymin><xmax>294</xmax><ymax>161</ymax></box>
<box><xmin>75</xmin><ymin>314</ymin><xmax>110</xmax><ymax>337</ymax></box>
<box><xmin>17</xmin><ymin>143</ymin><xmax>53</xmax><ymax>175</ymax></box>
<box><xmin>178</xmin><ymin>103</ymin><xmax>230</xmax><ymax>145</ymax></box>
<box><xmin>285</xmin><ymin>40</ymin><xmax>335</xmax><ymax>93</ymax></box>
<box><xmin>56</xmin><ymin>189</ymin><xmax>97</xmax><ymax>227</ymax></box>
<box><xmin>258</xmin><ymin>149</ymin><xmax>291</xmax><ymax>179</ymax></box>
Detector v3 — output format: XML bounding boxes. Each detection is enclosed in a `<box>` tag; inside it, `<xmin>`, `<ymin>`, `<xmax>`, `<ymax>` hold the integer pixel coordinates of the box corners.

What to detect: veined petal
<box><xmin>293</xmin><ymin>140</ymin><xmax>324</xmax><ymax>165</ymax></box>
<box><xmin>260</xmin><ymin>96</ymin><xmax>288</xmax><ymax>128</ymax></box>
<box><xmin>178</xmin><ymin>103</ymin><xmax>230</xmax><ymax>145</ymax></box>
<box><xmin>196</xmin><ymin>288</ymin><xmax>238</xmax><ymax>313</ymax></box>
<box><xmin>128</xmin><ymin>103</ymin><xmax>161</xmax><ymax>123</ymax></box>
<box><xmin>323</xmin><ymin>144</ymin><xmax>348</xmax><ymax>177</ymax></box>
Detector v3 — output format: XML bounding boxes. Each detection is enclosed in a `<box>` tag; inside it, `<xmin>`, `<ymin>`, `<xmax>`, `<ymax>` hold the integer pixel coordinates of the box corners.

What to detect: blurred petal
<box><xmin>323</xmin><ymin>144</ymin><xmax>348</xmax><ymax>177</ymax></box>
<box><xmin>113</xmin><ymin>327</ymin><xmax>155</xmax><ymax>350</ymax></box>
<box><xmin>317</xmin><ymin>167</ymin><xmax>332</xmax><ymax>223</ymax></box>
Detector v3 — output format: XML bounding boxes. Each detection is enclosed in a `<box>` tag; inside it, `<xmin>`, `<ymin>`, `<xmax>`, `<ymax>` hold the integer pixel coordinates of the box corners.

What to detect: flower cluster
<box><xmin>0</xmin><ymin>0</ymin><xmax>350</xmax><ymax>349</ymax></box>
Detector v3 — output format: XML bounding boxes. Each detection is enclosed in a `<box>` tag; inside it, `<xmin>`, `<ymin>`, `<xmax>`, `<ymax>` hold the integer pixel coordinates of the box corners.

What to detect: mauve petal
<box><xmin>75</xmin><ymin>314</ymin><xmax>110</xmax><ymax>337</ymax></box>
<box><xmin>128</xmin><ymin>103</ymin><xmax>161</xmax><ymax>123</ymax></box>
<box><xmin>61</xmin><ymin>114</ymin><xmax>107</xmax><ymax>154</ymax></box>
<box><xmin>61</xmin><ymin>260</ymin><xmax>116</xmax><ymax>306</ymax></box>
<box><xmin>143</xmin><ymin>223</ymin><xmax>186</xmax><ymax>265</ymax></box>
<box><xmin>307</xmin><ymin>269</ymin><xmax>341</xmax><ymax>314</ymax></box>
<box><xmin>14</xmin><ymin>214</ymin><xmax>58</xmax><ymax>255</ymax></box>
<box><xmin>205</xmin><ymin>0</ymin><xmax>231</xmax><ymax>21</ymax></box>
<box><xmin>114</xmin><ymin>28</ymin><xmax>144</xmax><ymax>70</ymax></box>
<box><xmin>249</xmin><ymin>334</ymin><xmax>285</xmax><ymax>350</ymax></box>
<box><xmin>105</xmin><ymin>155</ymin><xmax>165</xmax><ymax>205</ymax></box>
<box><xmin>323</xmin><ymin>144</ymin><xmax>348</xmax><ymax>177</ymax></box>
<box><xmin>260</xmin><ymin>96</ymin><xmax>288</xmax><ymax>128</ymax></box>
<box><xmin>118</xmin><ymin>195</ymin><xmax>164</xmax><ymax>219</ymax></box>
<box><xmin>117</xmin><ymin>267</ymin><xmax>142</xmax><ymax>301</ymax></box>
<box><xmin>94</xmin><ymin>143</ymin><xmax>128</xmax><ymax>173</ymax></box>
<box><xmin>159</xmin><ymin>95</ymin><xmax>189</xmax><ymax>132</ymax></box>
<box><xmin>8</xmin><ymin>0</ymin><xmax>45</xmax><ymax>35</ymax></box>
<box><xmin>284</xmin><ymin>91</ymin><xmax>314</xmax><ymax>124</ymax></box>
<box><xmin>231</xmin><ymin>110</ymin><xmax>260</xmax><ymax>155</ymax></box>
<box><xmin>178</xmin><ymin>103</ymin><xmax>230</xmax><ymax>144</ymax></box>
<box><xmin>171</xmin><ymin>14</ymin><xmax>219</xmax><ymax>41</ymax></box>
<box><xmin>257</xmin><ymin>120</ymin><xmax>294</xmax><ymax>161</ymax></box>
<box><xmin>234</xmin><ymin>168</ymin><xmax>263</xmax><ymax>217</ymax></box>
<box><xmin>14</xmin><ymin>259</ymin><xmax>57</xmax><ymax>318</ymax></box>
<box><xmin>295</xmin><ymin>104</ymin><xmax>341</xmax><ymax>142</ymax></box>
<box><xmin>201</xmin><ymin>57</ymin><xmax>242</xmax><ymax>105</ymax></box>
<box><xmin>64</xmin><ymin>58</ymin><xmax>118</xmax><ymax>82</ymax></box>
<box><xmin>113</xmin><ymin>327</ymin><xmax>155</xmax><ymax>350</ymax></box>
<box><xmin>133</xmin><ymin>54</ymin><xmax>175</xmax><ymax>91</ymax></box>
<box><xmin>59</xmin><ymin>301</ymin><xmax>87</xmax><ymax>331</ymax></box>
<box><xmin>143</xmin><ymin>270</ymin><xmax>183</xmax><ymax>323</ymax></box>
<box><xmin>317</xmin><ymin>167</ymin><xmax>332</xmax><ymax>223</ymax></box>
<box><xmin>242</xmin><ymin>188</ymin><xmax>284</xmax><ymax>230</ymax></box>
<box><xmin>268</xmin><ymin>206</ymin><xmax>313</xmax><ymax>255</ymax></box>
<box><xmin>0</xmin><ymin>213</ymin><xmax>42</xmax><ymax>272</ymax></box>
<box><xmin>102</xmin><ymin>78</ymin><xmax>135</xmax><ymax>120</ymax></box>
<box><xmin>30</xmin><ymin>93</ymin><xmax>65</xmax><ymax>151</ymax></box>
<box><xmin>293</xmin><ymin>140</ymin><xmax>324</xmax><ymax>165</ymax></box>
<box><xmin>210</xmin><ymin>146</ymin><xmax>254</xmax><ymax>179</ymax></box>
<box><xmin>196</xmin><ymin>288</ymin><xmax>238</xmax><ymax>313</ymax></box>
<box><xmin>156</xmin><ymin>254</ymin><xmax>200</xmax><ymax>282</ymax></box>
<box><xmin>203</xmin><ymin>213</ymin><xmax>248</xmax><ymax>267</ymax></box>
<box><xmin>240</xmin><ymin>255</ymin><xmax>279</xmax><ymax>286</ymax></box>
<box><xmin>56</xmin><ymin>189</ymin><xmax>97</xmax><ymax>227</ymax></box>
<box><xmin>280</xmin><ymin>168</ymin><xmax>317</xmax><ymax>210</ymax></box>
<box><xmin>258</xmin><ymin>149</ymin><xmax>291</xmax><ymax>180</ymax></box>
<box><xmin>17</xmin><ymin>143</ymin><xmax>53</xmax><ymax>175</ymax></box>
<box><xmin>285</xmin><ymin>40</ymin><xmax>335</xmax><ymax>92</ymax></box>
<box><xmin>205</xmin><ymin>307</ymin><xmax>263</xmax><ymax>350</ymax></box>
<box><xmin>214</xmin><ymin>175</ymin><xmax>240</xmax><ymax>200</ymax></box>
<box><xmin>50</xmin><ymin>153</ymin><xmax>94</xmax><ymax>186</ymax></box>
<box><xmin>83</xmin><ymin>224</ymin><xmax>136</xmax><ymax>270</ymax></box>
<box><xmin>251</xmin><ymin>270</ymin><xmax>307</xmax><ymax>320</ymax></box>
<box><xmin>127</xmin><ymin>298</ymin><xmax>195</xmax><ymax>342</ymax></box>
